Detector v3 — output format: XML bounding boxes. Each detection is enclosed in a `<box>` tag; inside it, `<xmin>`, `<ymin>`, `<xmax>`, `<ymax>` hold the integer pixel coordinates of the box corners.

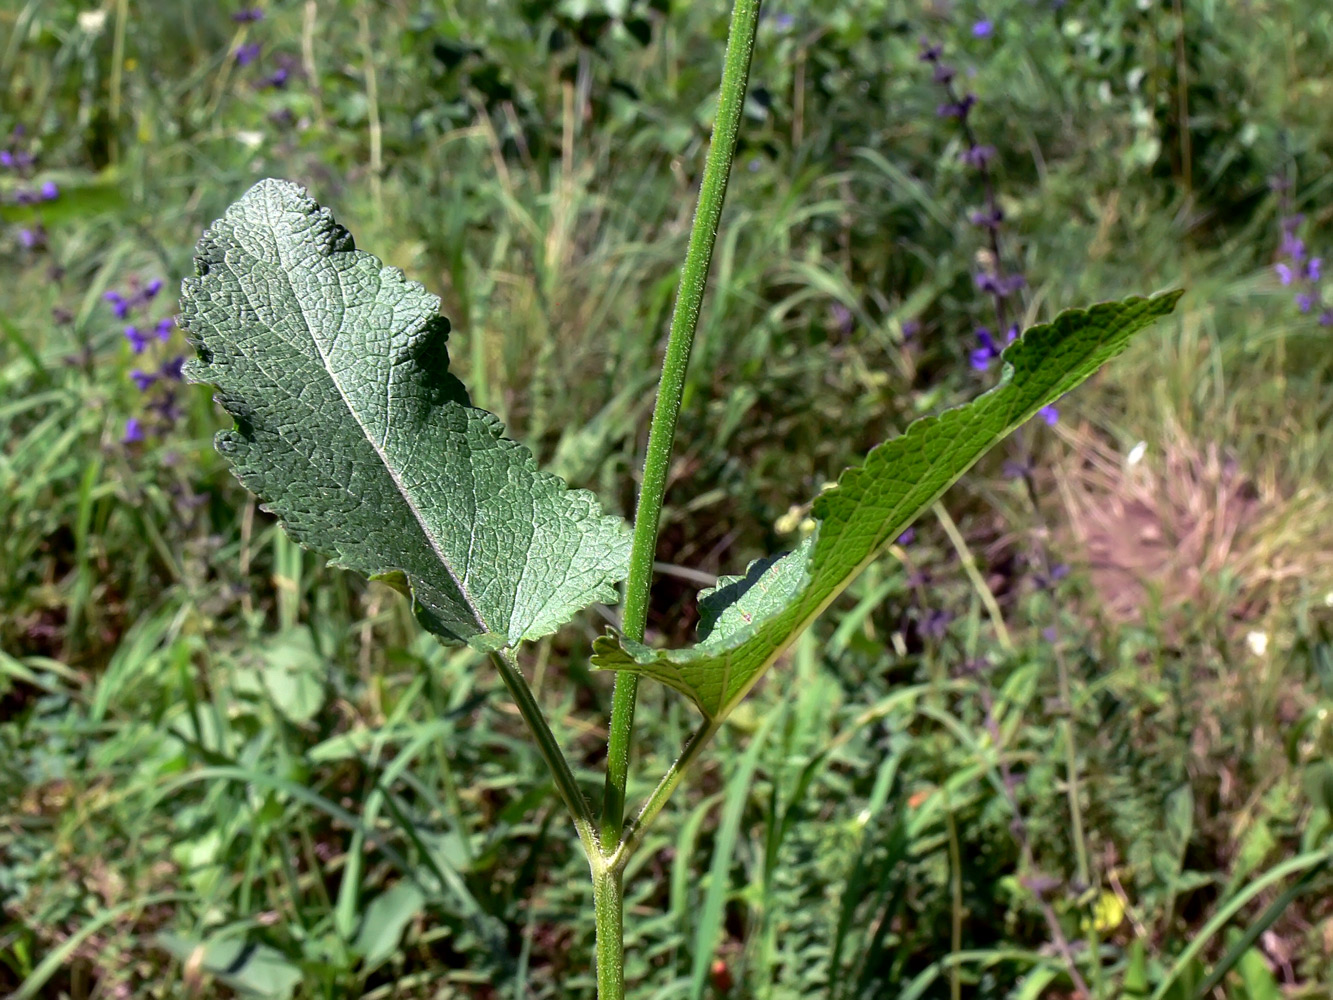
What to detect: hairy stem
<box><xmin>592</xmin><ymin>862</ymin><xmax>625</xmax><ymax>1000</ymax></box>
<box><xmin>594</xmin><ymin>5</ymin><xmax>760</xmax><ymax>995</ymax></box>
<box><xmin>489</xmin><ymin>650</ymin><xmax>596</xmax><ymax>859</ymax></box>
<box><xmin>600</xmin><ymin>0</ymin><xmax>762</xmax><ymax>851</ymax></box>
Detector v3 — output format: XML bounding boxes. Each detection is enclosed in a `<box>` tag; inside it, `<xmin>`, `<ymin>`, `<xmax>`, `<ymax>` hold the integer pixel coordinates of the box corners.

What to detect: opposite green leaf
<box><xmin>592</xmin><ymin>291</ymin><xmax>1182</xmax><ymax>719</ymax></box>
<box><xmin>181</xmin><ymin>179</ymin><xmax>631</xmax><ymax>647</ymax></box>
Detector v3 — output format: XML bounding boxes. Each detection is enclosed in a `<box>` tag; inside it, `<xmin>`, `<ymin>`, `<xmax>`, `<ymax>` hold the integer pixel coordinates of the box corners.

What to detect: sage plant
<box><xmin>179</xmin><ymin>3</ymin><xmax>1178</xmax><ymax>994</ymax></box>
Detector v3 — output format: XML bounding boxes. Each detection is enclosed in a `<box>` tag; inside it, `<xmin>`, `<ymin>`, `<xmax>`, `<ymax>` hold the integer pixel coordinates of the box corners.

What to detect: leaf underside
<box><xmin>181</xmin><ymin>179</ymin><xmax>631</xmax><ymax>648</ymax></box>
<box><xmin>592</xmin><ymin>291</ymin><xmax>1183</xmax><ymax>720</ymax></box>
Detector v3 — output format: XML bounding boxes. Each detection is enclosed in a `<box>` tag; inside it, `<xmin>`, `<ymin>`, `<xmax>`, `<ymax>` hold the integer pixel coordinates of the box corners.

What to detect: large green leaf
<box><xmin>182</xmin><ymin>180</ymin><xmax>631</xmax><ymax>648</ymax></box>
<box><xmin>593</xmin><ymin>292</ymin><xmax>1182</xmax><ymax>719</ymax></box>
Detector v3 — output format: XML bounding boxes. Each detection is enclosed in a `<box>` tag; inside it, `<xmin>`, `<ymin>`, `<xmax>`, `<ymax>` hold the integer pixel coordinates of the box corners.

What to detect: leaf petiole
<box><xmin>489</xmin><ymin>649</ymin><xmax>597</xmax><ymax>859</ymax></box>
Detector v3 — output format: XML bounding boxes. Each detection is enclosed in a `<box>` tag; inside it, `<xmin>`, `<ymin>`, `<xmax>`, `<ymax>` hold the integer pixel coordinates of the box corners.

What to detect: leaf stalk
<box><xmin>489</xmin><ymin>649</ymin><xmax>597</xmax><ymax>858</ymax></box>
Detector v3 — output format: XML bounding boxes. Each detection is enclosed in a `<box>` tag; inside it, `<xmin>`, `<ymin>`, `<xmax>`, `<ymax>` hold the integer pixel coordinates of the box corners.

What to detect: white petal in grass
<box><xmin>78</xmin><ymin>9</ymin><xmax>108</xmax><ymax>33</ymax></box>
<box><xmin>1245</xmin><ymin>630</ymin><xmax>1269</xmax><ymax>657</ymax></box>
<box><xmin>1126</xmin><ymin>440</ymin><xmax>1147</xmax><ymax>466</ymax></box>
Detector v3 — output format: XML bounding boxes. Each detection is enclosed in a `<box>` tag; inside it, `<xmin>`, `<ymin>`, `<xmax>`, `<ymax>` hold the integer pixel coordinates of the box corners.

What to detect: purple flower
<box><xmin>1037</xmin><ymin>404</ymin><xmax>1059</xmax><ymax>425</ymax></box>
<box><xmin>155</xmin><ymin>317</ymin><xmax>175</xmax><ymax>341</ymax></box>
<box><xmin>1035</xmin><ymin>563</ymin><xmax>1070</xmax><ymax>589</ymax></box>
<box><xmin>937</xmin><ymin>94</ymin><xmax>977</xmax><ymax>120</ymax></box>
<box><xmin>105</xmin><ymin>291</ymin><xmax>130</xmax><ymax>319</ymax></box>
<box><xmin>231</xmin><ymin>6</ymin><xmax>264</xmax><ymax>20</ymax></box>
<box><xmin>897</xmin><ymin>527</ymin><xmax>916</xmax><ymax>546</ymax></box>
<box><xmin>969</xmin><ymin>206</ymin><xmax>1004</xmax><ymax>229</ymax></box>
<box><xmin>160</xmin><ymin>356</ymin><xmax>186</xmax><ymax>380</ymax></box>
<box><xmin>145</xmin><ymin>278</ymin><xmax>164</xmax><ymax>298</ymax></box>
<box><xmin>932</xmin><ymin>62</ymin><xmax>957</xmax><ymax>85</ymax></box>
<box><xmin>124</xmin><ymin>325</ymin><xmax>148</xmax><ymax>353</ymax></box>
<box><xmin>263</xmin><ymin>67</ymin><xmax>290</xmax><ymax>88</ymax></box>
<box><xmin>972</xmin><ymin>20</ymin><xmax>994</xmax><ymax>38</ymax></box>
<box><xmin>1320</xmin><ymin>311</ymin><xmax>1333</xmax><ymax>327</ymax></box>
<box><xmin>39</xmin><ymin>180</ymin><xmax>58</xmax><ymax>201</ymax></box>
<box><xmin>975</xmin><ymin>271</ymin><xmax>1024</xmax><ymax>297</ymax></box>
<box><xmin>1307</xmin><ymin>257</ymin><xmax>1323</xmax><ymax>281</ymax></box>
<box><xmin>922</xmin><ymin>609</ymin><xmax>953</xmax><ymax>641</ymax></box>
<box><xmin>130</xmin><ymin>368</ymin><xmax>156</xmax><ymax>391</ymax></box>
<box><xmin>18</xmin><ymin>228</ymin><xmax>38</xmax><ymax>249</ymax></box>
<box><xmin>773</xmin><ymin>13</ymin><xmax>794</xmax><ymax>31</ymax></box>
<box><xmin>971</xmin><ymin>327</ymin><xmax>999</xmax><ymax>370</ymax></box>
<box><xmin>14</xmin><ymin>188</ymin><xmax>37</xmax><ymax>205</ymax></box>
<box><xmin>151</xmin><ymin>392</ymin><xmax>182</xmax><ymax>423</ymax></box>
<box><xmin>123</xmin><ymin>418</ymin><xmax>145</xmax><ymax>443</ymax></box>
<box><xmin>1296</xmin><ymin>292</ymin><xmax>1314</xmax><ymax>313</ymax></box>
<box><xmin>960</xmin><ymin>144</ymin><xmax>996</xmax><ymax>169</ymax></box>
<box><xmin>919</xmin><ymin>40</ymin><xmax>944</xmax><ymax>62</ymax></box>
<box><xmin>0</xmin><ymin>151</ymin><xmax>12</xmax><ymax>168</ymax></box>
<box><xmin>1275</xmin><ymin>262</ymin><xmax>1294</xmax><ymax>286</ymax></box>
<box><xmin>235</xmin><ymin>42</ymin><xmax>262</xmax><ymax>66</ymax></box>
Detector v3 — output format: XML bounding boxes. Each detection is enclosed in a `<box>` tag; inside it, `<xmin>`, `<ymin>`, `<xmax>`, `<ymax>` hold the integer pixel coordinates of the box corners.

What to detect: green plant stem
<box><xmin>609</xmin><ymin>718</ymin><xmax>721</xmax><ymax>871</ymax></box>
<box><xmin>592</xmin><ymin>862</ymin><xmax>625</xmax><ymax>1000</ymax></box>
<box><xmin>593</xmin><ymin>4</ymin><xmax>760</xmax><ymax>996</ymax></box>
<box><xmin>489</xmin><ymin>650</ymin><xmax>596</xmax><ymax>859</ymax></box>
<box><xmin>600</xmin><ymin>0</ymin><xmax>763</xmax><ymax>852</ymax></box>
<box><xmin>1053</xmin><ymin>643</ymin><xmax>1103</xmax><ymax>996</ymax></box>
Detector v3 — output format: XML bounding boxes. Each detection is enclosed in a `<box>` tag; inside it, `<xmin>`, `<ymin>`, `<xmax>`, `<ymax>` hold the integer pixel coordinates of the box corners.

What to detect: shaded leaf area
<box><xmin>593</xmin><ymin>292</ymin><xmax>1183</xmax><ymax>719</ymax></box>
<box><xmin>181</xmin><ymin>180</ymin><xmax>631</xmax><ymax>648</ymax></box>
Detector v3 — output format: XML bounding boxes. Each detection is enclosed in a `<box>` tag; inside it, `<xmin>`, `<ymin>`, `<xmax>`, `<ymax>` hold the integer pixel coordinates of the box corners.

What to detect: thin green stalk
<box><xmin>489</xmin><ymin>650</ymin><xmax>596</xmax><ymax>859</ymax></box>
<box><xmin>609</xmin><ymin>718</ymin><xmax>721</xmax><ymax>871</ymax></box>
<box><xmin>1053</xmin><ymin>644</ymin><xmax>1103</xmax><ymax>996</ymax></box>
<box><xmin>593</xmin><ymin>5</ymin><xmax>761</xmax><ymax>997</ymax></box>
<box><xmin>600</xmin><ymin>0</ymin><xmax>763</xmax><ymax>851</ymax></box>
<box><xmin>946</xmin><ymin>808</ymin><xmax>963</xmax><ymax>1000</ymax></box>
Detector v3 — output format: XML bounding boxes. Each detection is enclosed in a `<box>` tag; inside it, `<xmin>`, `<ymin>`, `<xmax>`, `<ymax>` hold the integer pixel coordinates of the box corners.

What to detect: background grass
<box><xmin>3</xmin><ymin>1</ymin><xmax>1333</xmax><ymax>998</ymax></box>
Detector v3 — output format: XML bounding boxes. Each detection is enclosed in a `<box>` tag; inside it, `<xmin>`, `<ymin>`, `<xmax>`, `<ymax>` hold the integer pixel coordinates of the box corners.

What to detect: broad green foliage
<box><xmin>593</xmin><ymin>292</ymin><xmax>1182</xmax><ymax>720</ymax></box>
<box><xmin>181</xmin><ymin>180</ymin><xmax>632</xmax><ymax>648</ymax></box>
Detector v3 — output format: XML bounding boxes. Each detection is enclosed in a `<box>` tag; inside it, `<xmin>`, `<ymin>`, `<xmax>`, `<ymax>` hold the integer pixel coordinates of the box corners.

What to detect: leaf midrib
<box><xmin>255</xmin><ymin>200</ymin><xmax>489</xmax><ymax>639</ymax></box>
